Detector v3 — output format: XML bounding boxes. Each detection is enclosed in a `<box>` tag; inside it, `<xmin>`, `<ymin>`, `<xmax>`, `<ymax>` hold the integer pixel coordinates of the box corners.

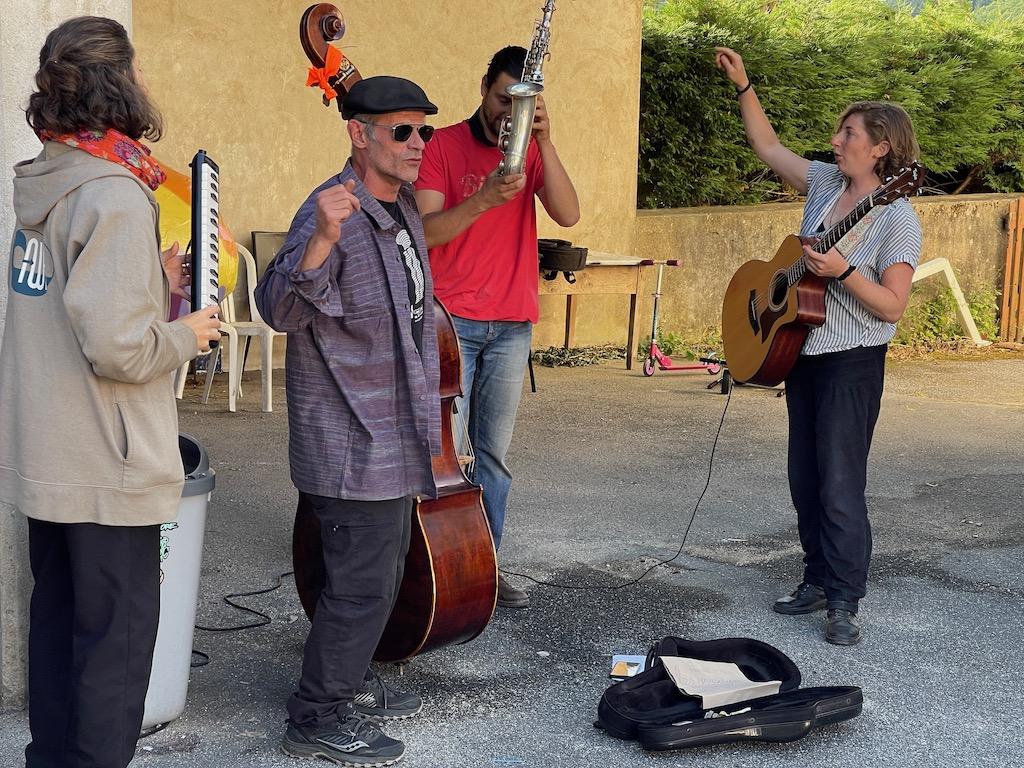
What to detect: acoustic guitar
<box><xmin>721</xmin><ymin>163</ymin><xmax>924</xmax><ymax>386</ymax></box>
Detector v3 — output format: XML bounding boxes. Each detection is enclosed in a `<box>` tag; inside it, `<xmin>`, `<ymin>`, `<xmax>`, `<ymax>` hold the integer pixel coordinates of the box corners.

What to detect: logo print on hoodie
<box><xmin>10</xmin><ymin>229</ymin><xmax>53</xmax><ymax>297</ymax></box>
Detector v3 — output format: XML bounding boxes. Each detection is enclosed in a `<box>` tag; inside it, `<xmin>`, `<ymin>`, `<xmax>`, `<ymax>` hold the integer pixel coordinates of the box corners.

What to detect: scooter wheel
<box><xmin>706</xmin><ymin>364</ymin><xmax>721</xmax><ymax>375</ymax></box>
<box><xmin>642</xmin><ymin>358</ymin><xmax>656</xmax><ymax>377</ymax></box>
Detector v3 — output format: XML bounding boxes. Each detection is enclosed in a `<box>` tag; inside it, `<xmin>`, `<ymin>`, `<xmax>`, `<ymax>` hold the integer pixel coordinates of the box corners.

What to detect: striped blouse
<box><xmin>799</xmin><ymin>161</ymin><xmax>922</xmax><ymax>355</ymax></box>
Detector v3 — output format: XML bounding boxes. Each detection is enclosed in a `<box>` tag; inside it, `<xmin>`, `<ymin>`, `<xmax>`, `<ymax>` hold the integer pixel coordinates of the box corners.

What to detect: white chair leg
<box><xmin>226</xmin><ymin>333</ymin><xmax>240</xmax><ymax>413</ymax></box>
<box><xmin>912</xmin><ymin>258</ymin><xmax>991</xmax><ymax>347</ymax></box>
<box><xmin>174</xmin><ymin>360</ymin><xmax>189</xmax><ymax>399</ymax></box>
<box><xmin>236</xmin><ymin>337</ymin><xmax>250</xmax><ymax>401</ymax></box>
<box><xmin>201</xmin><ymin>347</ymin><xmax>221</xmax><ymax>405</ymax></box>
<box><xmin>261</xmin><ymin>334</ymin><xmax>274</xmax><ymax>412</ymax></box>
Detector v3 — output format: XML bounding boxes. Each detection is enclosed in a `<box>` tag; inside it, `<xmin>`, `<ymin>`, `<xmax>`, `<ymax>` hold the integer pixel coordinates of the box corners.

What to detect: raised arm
<box><xmin>714</xmin><ymin>47</ymin><xmax>810</xmax><ymax>194</ymax></box>
<box><xmin>255</xmin><ymin>181</ymin><xmax>359</xmax><ymax>332</ymax></box>
<box><xmin>532</xmin><ymin>96</ymin><xmax>580</xmax><ymax>227</ymax></box>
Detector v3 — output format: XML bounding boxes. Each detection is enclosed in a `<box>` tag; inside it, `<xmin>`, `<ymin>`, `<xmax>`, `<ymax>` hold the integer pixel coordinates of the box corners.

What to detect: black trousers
<box><xmin>785</xmin><ymin>344</ymin><xmax>887</xmax><ymax>611</ymax></box>
<box><xmin>25</xmin><ymin>518</ymin><xmax>160</xmax><ymax>768</ymax></box>
<box><xmin>287</xmin><ymin>493</ymin><xmax>413</xmax><ymax>727</ymax></box>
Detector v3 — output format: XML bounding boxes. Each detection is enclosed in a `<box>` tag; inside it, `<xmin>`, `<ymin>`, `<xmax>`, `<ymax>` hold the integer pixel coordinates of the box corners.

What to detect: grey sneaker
<box><xmin>352</xmin><ymin>670</ymin><xmax>422</xmax><ymax>720</ymax></box>
<box><xmin>281</xmin><ymin>714</ymin><xmax>405</xmax><ymax>766</ymax></box>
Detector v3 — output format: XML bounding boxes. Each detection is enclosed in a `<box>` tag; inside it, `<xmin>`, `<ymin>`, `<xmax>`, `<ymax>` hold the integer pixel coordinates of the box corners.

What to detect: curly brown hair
<box><xmin>25</xmin><ymin>16</ymin><xmax>163</xmax><ymax>141</ymax></box>
<box><xmin>835</xmin><ymin>101</ymin><xmax>919</xmax><ymax>183</ymax></box>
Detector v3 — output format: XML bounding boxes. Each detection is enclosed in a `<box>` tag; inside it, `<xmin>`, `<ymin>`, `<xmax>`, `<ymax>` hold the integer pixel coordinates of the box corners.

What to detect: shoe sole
<box><xmin>497</xmin><ymin>597</ymin><xmax>530</xmax><ymax>609</ymax></box>
<box><xmin>281</xmin><ymin>741</ymin><xmax>404</xmax><ymax>767</ymax></box>
<box><xmin>772</xmin><ymin>599</ymin><xmax>827</xmax><ymax>615</ymax></box>
<box><xmin>353</xmin><ymin>702</ymin><xmax>423</xmax><ymax>721</ymax></box>
<box><xmin>825</xmin><ymin>633</ymin><xmax>862</xmax><ymax>646</ymax></box>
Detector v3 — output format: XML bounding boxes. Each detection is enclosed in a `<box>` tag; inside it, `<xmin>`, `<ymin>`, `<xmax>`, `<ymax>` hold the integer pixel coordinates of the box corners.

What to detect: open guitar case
<box><xmin>596</xmin><ymin>636</ymin><xmax>863</xmax><ymax>751</ymax></box>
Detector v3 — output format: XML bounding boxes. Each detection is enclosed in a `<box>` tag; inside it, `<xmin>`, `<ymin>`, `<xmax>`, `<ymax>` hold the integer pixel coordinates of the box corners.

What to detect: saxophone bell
<box><xmin>497</xmin><ymin>82</ymin><xmax>543</xmax><ymax>177</ymax></box>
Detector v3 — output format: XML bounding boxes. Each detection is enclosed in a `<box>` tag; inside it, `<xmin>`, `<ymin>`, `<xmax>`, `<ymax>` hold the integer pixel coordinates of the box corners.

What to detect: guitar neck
<box><xmin>817</xmin><ymin>192</ymin><xmax>877</xmax><ymax>252</ymax></box>
<box><xmin>787</xmin><ymin>191</ymin><xmax>878</xmax><ymax>285</ymax></box>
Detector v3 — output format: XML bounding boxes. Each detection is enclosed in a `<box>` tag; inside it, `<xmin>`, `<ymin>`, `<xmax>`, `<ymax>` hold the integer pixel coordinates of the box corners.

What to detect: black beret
<box><xmin>341</xmin><ymin>76</ymin><xmax>438</xmax><ymax>119</ymax></box>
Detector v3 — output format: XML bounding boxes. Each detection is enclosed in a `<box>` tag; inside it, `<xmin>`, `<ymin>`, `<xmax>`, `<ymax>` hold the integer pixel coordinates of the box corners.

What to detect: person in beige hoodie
<box><xmin>0</xmin><ymin>17</ymin><xmax>220</xmax><ymax>768</ymax></box>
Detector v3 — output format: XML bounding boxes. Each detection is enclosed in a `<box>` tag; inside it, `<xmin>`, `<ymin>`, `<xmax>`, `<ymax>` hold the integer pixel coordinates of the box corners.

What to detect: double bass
<box><xmin>292</xmin><ymin>5</ymin><xmax>498</xmax><ymax>662</ymax></box>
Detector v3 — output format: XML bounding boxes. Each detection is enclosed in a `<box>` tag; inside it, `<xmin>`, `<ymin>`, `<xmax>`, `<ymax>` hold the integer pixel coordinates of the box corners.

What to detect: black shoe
<box><xmin>281</xmin><ymin>715</ymin><xmax>405</xmax><ymax>766</ymax></box>
<box><xmin>825</xmin><ymin>609</ymin><xmax>861</xmax><ymax>646</ymax></box>
<box><xmin>497</xmin><ymin>574</ymin><xmax>529</xmax><ymax>609</ymax></box>
<box><xmin>352</xmin><ymin>670</ymin><xmax>422</xmax><ymax>720</ymax></box>
<box><xmin>773</xmin><ymin>582</ymin><xmax>827</xmax><ymax>615</ymax></box>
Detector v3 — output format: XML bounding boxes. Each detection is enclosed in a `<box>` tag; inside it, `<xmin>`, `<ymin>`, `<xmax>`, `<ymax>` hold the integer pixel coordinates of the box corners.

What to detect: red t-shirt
<box><xmin>415</xmin><ymin>119</ymin><xmax>545</xmax><ymax>323</ymax></box>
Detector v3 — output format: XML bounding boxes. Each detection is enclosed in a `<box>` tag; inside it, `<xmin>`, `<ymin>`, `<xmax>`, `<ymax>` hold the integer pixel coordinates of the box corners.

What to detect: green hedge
<box><xmin>640</xmin><ymin>0</ymin><xmax>1024</xmax><ymax>208</ymax></box>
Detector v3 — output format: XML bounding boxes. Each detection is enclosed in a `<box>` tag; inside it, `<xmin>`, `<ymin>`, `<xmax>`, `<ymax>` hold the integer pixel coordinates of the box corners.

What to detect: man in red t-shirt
<box><xmin>415</xmin><ymin>46</ymin><xmax>579</xmax><ymax>609</ymax></box>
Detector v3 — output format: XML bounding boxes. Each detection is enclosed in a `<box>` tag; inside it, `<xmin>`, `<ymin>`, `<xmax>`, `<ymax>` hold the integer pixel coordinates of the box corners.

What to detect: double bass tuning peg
<box><xmin>319</xmin><ymin>12</ymin><xmax>345</xmax><ymax>42</ymax></box>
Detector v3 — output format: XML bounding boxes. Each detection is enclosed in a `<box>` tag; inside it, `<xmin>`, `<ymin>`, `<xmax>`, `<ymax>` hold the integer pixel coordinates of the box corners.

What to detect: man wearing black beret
<box><xmin>257</xmin><ymin>75</ymin><xmax>441</xmax><ymax>766</ymax></box>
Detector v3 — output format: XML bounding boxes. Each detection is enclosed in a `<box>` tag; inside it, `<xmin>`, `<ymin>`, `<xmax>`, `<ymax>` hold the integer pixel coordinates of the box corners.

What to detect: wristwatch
<box><xmin>836</xmin><ymin>264</ymin><xmax>856</xmax><ymax>282</ymax></box>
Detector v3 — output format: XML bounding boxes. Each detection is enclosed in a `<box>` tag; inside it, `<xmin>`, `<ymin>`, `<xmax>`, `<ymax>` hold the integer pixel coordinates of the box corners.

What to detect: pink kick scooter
<box><xmin>639</xmin><ymin>259</ymin><xmax>721</xmax><ymax>378</ymax></box>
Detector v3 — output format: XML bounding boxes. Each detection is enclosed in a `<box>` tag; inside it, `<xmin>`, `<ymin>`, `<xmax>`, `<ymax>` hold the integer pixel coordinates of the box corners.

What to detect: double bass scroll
<box><xmin>300</xmin><ymin>3</ymin><xmax>361</xmax><ymax>107</ymax></box>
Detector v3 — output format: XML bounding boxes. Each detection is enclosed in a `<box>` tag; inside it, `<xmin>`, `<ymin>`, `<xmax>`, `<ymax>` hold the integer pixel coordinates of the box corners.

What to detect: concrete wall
<box><xmin>633</xmin><ymin>193</ymin><xmax>1019</xmax><ymax>340</ymax></box>
<box><xmin>0</xmin><ymin>0</ymin><xmax>134</xmax><ymax>710</ymax></box>
<box><xmin>132</xmin><ymin>0</ymin><xmax>643</xmax><ymax>349</ymax></box>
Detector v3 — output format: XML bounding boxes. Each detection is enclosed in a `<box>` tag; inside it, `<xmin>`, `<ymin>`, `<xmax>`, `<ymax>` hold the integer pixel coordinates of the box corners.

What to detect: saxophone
<box><xmin>497</xmin><ymin>0</ymin><xmax>556</xmax><ymax>177</ymax></box>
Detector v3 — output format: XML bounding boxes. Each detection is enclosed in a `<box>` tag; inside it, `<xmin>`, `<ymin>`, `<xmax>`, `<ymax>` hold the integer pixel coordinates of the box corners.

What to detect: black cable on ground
<box><xmin>501</xmin><ymin>386</ymin><xmax>733</xmax><ymax>591</ymax></box>
<box><xmin>193</xmin><ymin>570</ymin><xmax>294</xmax><ymax>632</ymax></box>
<box><xmin>140</xmin><ymin>575</ymin><xmax>295</xmax><ymax>740</ymax></box>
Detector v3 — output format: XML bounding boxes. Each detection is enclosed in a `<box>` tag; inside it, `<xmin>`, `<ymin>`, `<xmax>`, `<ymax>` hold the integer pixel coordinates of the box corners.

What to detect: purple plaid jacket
<box><xmin>255</xmin><ymin>162</ymin><xmax>441</xmax><ymax>501</ymax></box>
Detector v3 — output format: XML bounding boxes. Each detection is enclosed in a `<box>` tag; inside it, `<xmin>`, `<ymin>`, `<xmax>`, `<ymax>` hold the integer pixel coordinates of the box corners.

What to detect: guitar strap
<box><xmin>832</xmin><ymin>204</ymin><xmax>884</xmax><ymax>259</ymax></box>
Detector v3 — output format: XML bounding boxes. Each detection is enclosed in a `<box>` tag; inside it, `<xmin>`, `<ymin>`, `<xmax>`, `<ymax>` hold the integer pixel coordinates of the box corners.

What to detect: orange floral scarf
<box><xmin>39</xmin><ymin>128</ymin><xmax>166</xmax><ymax>191</ymax></box>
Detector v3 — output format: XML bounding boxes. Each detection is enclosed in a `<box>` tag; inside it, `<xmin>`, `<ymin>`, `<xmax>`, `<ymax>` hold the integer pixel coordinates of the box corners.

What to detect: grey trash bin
<box><xmin>141</xmin><ymin>433</ymin><xmax>215</xmax><ymax>729</ymax></box>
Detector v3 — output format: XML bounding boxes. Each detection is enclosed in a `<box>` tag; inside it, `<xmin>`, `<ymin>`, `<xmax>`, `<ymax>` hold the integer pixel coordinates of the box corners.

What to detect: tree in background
<box><xmin>640</xmin><ymin>0</ymin><xmax>1024</xmax><ymax>208</ymax></box>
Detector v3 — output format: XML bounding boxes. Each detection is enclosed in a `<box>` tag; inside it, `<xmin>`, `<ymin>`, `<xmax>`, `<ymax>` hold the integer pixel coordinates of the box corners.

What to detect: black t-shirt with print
<box><xmin>377</xmin><ymin>198</ymin><xmax>425</xmax><ymax>354</ymax></box>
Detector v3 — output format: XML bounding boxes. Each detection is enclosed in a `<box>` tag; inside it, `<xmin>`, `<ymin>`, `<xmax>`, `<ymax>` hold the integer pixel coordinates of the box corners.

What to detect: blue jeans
<box><xmin>451</xmin><ymin>316</ymin><xmax>533</xmax><ymax>549</ymax></box>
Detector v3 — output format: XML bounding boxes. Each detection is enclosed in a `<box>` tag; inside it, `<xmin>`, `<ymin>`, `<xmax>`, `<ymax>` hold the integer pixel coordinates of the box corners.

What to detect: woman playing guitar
<box><xmin>715</xmin><ymin>47</ymin><xmax>923</xmax><ymax>647</ymax></box>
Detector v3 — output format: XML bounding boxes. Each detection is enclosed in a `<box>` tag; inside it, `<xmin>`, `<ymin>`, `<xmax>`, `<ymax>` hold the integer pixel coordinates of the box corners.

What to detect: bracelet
<box><xmin>735</xmin><ymin>81</ymin><xmax>753</xmax><ymax>97</ymax></box>
<box><xmin>836</xmin><ymin>264</ymin><xmax>856</xmax><ymax>282</ymax></box>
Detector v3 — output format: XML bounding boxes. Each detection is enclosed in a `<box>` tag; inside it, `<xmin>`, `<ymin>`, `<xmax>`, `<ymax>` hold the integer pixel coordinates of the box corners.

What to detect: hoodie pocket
<box><xmin>117</xmin><ymin>399</ymin><xmax>183</xmax><ymax>491</ymax></box>
<box><xmin>113</xmin><ymin>403</ymin><xmax>132</xmax><ymax>461</ymax></box>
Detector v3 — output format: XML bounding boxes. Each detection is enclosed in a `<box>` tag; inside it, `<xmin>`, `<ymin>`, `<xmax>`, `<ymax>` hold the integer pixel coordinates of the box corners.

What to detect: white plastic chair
<box><xmin>198</xmin><ymin>244</ymin><xmax>285</xmax><ymax>412</ymax></box>
<box><xmin>171</xmin><ymin>294</ymin><xmax>243</xmax><ymax>411</ymax></box>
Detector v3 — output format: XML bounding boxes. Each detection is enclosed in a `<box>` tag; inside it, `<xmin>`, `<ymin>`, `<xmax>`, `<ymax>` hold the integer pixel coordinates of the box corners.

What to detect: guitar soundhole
<box><xmin>769</xmin><ymin>272</ymin><xmax>788</xmax><ymax>311</ymax></box>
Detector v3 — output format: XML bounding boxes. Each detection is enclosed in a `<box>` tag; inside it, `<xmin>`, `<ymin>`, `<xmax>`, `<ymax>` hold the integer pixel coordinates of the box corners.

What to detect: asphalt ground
<box><xmin>1</xmin><ymin>353</ymin><xmax>1021</xmax><ymax>767</ymax></box>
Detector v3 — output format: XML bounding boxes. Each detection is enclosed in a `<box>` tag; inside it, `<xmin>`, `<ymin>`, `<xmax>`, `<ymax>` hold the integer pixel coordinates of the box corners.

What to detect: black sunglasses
<box><xmin>359</xmin><ymin>120</ymin><xmax>435</xmax><ymax>144</ymax></box>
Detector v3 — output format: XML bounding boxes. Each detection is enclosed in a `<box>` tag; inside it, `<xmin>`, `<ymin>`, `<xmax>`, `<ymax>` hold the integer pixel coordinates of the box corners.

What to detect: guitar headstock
<box><xmin>876</xmin><ymin>162</ymin><xmax>926</xmax><ymax>205</ymax></box>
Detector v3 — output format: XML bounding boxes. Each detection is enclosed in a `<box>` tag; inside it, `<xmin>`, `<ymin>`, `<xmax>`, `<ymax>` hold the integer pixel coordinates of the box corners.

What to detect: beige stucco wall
<box><xmin>633</xmin><ymin>194</ymin><xmax>1019</xmax><ymax>339</ymax></box>
<box><xmin>132</xmin><ymin>0</ymin><xmax>643</xmax><ymax>349</ymax></box>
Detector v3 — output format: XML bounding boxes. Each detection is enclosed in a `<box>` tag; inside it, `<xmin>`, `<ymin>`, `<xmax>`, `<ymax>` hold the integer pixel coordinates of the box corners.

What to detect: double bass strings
<box><xmin>501</xmin><ymin>386</ymin><xmax>734</xmax><ymax>592</ymax></box>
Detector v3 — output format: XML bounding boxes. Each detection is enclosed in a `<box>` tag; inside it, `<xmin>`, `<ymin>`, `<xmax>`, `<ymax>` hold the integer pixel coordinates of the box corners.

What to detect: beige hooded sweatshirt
<box><xmin>0</xmin><ymin>142</ymin><xmax>198</xmax><ymax>526</ymax></box>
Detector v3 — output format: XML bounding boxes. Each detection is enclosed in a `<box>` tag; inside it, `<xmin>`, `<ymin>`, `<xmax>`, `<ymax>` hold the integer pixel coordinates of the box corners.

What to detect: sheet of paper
<box><xmin>661</xmin><ymin>657</ymin><xmax>781</xmax><ymax>709</ymax></box>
